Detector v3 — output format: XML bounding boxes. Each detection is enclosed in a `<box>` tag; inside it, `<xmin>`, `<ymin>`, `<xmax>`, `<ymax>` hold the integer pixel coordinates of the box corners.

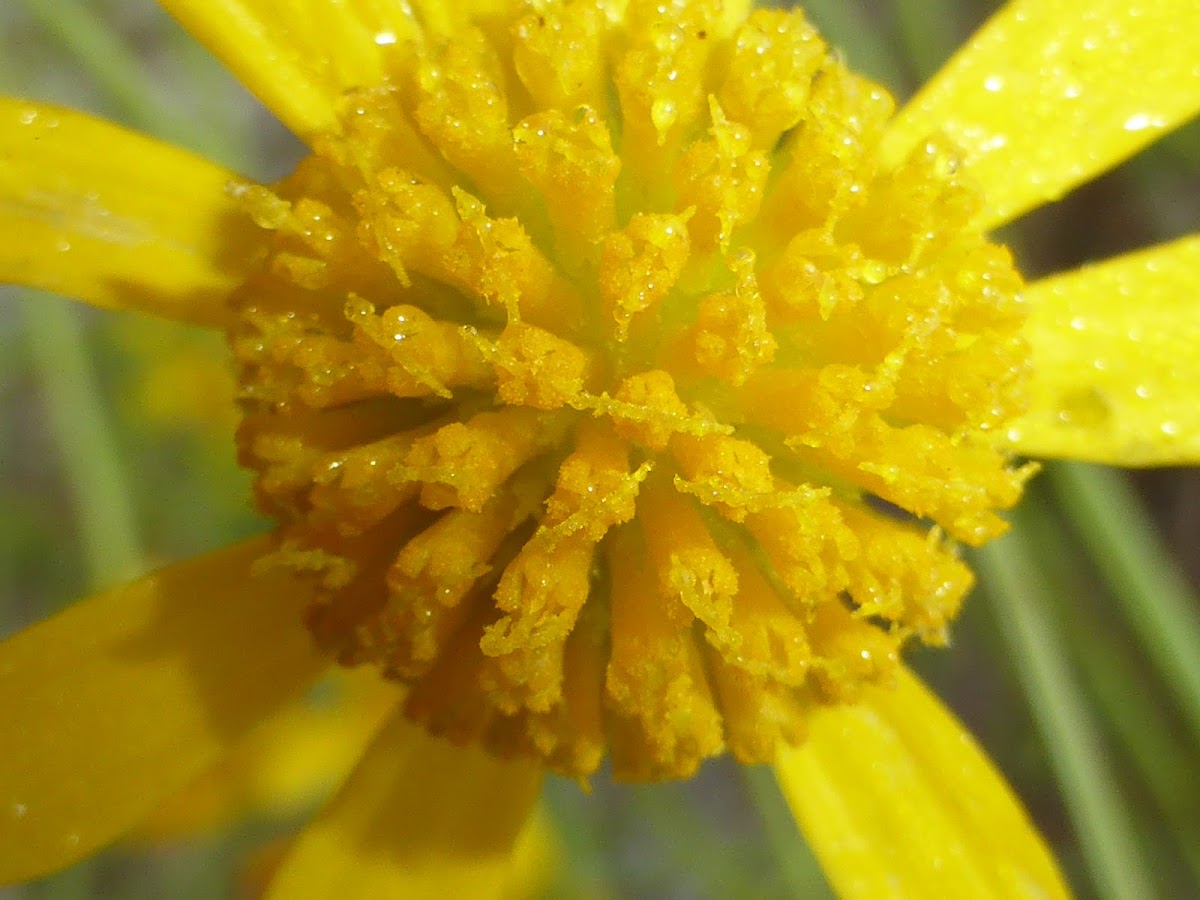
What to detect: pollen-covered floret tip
<box><xmin>224</xmin><ymin>0</ymin><xmax>1031</xmax><ymax>781</ymax></box>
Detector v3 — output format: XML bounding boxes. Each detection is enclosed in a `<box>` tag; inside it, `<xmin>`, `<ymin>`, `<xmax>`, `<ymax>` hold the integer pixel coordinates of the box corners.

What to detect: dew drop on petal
<box><xmin>1123</xmin><ymin>112</ymin><xmax>1164</xmax><ymax>131</ymax></box>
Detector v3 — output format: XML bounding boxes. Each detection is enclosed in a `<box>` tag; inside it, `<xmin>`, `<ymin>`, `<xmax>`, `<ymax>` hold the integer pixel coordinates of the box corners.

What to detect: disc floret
<box><xmin>230</xmin><ymin>0</ymin><xmax>1033</xmax><ymax>780</ymax></box>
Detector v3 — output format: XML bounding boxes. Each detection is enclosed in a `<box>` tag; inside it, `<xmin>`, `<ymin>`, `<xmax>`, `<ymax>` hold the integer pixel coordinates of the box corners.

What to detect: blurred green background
<box><xmin>1</xmin><ymin>1</ymin><xmax>1198</xmax><ymax>897</ymax></box>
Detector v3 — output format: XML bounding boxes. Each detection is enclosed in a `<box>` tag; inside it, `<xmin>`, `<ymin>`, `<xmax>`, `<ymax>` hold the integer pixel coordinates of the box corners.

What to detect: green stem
<box><xmin>1069</xmin><ymin>621</ymin><xmax>1200</xmax><ymax>885</ymax></box>
<box><xmin>19</xmin><ymin>0</ymin><xmax>219</xmax><ymax>158</ymax></box>
<box><xmin>22</xmin><ymin>296</ymin><xmax>143</xmax><ymax>590</ymax></box>
<box><xmin>741</xmin><ymin>766</ymin><xmax>834</xmax><ymax>900</ymax></box>
<box><xmin>1016</xmin><ymin>487</ymin><xmax>1200</xmax><ymax>885</ymax></box>
<box><xmin>801</xmin><ymin>0</ymin><xmax>910</xmax><ymax>95</ymax></box>
<box><xmin>975</xmin><ymin>527</ymin><xmax>1154</xmax><ymax>900</ymax></box>
<box><xmin>1047</xmin><ymin>462</ymin><xmax>1200</xmax><ymax>748</ymax></box>
<box><xmin>891</xmin><ymin>0</ymin><xmax>963</xmax><ymax>82</ymax></box>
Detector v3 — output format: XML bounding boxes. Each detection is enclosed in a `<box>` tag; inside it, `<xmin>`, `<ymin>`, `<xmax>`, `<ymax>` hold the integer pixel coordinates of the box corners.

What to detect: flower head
<box><xmin>3</xmin><ymin>0</ymin><xmax>1200</xmax><ymax>896</ymax></box>
<box><xmin>228</xmin><ymin>0</ymin><xmax>1034</xmax><ymax>781</ymax></box>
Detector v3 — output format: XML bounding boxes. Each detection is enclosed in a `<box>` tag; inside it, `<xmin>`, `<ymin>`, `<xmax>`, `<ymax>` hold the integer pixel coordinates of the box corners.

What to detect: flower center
<box><xmin>227</xmin><ymin>0</ymin><xmax>1033</xmax><ymax>780</ymax></box>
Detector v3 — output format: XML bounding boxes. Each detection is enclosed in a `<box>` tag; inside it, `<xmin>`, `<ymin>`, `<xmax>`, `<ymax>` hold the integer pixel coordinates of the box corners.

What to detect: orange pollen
<box><xmin>228</xmin><ymin>0</ymin><xmax>1035</xmax><ymax>781</ymax></box>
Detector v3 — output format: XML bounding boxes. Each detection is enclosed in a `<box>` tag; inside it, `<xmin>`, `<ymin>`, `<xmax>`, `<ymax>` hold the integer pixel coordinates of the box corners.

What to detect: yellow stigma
<box><xmin>229</xmin><ymin>0</ymin><xmax>1034</xmax><ymax>781</ymax></box>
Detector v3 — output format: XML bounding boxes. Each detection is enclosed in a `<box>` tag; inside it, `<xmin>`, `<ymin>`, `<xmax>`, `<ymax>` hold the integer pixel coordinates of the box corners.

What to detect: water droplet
<box><xmin>375</xmin><ymin>31</ymin><xmax>397</xmax><ymax>45</ymax></box>
<box><xmin>1123</xmin><ymin>112</ymin><xmax>1164</xmax><ymax>132</ymax></box>
<box><xmin>983</xmin><ymin>74</ymin><xmax>1005</xmax><ymax>92</ymax></box>
<box><xmin>1055</xmin><ymin>387</ymin><xmax>1110</xmax><ymax>428</ymax></box>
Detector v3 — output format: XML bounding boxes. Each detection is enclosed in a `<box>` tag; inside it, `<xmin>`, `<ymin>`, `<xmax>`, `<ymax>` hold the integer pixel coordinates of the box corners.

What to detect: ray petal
<box><xmin>135</xmin><ymin>668</ymin><xmax>399</xmax><ymax>840</ymax></box>
<box><xmin>774</xmin><ymin>668</ymin><xmax>1068</xmax><ymax>899</ymax></box>
<box><xmin>0</xmin><ymin>536</ymin><xmax>329</xmax><ymax>885</ymax></box>
<box><xmin>881</xmin><ymin>0</ymin><xmax>1200</xmax><ymax>229</ymax></box>
<box><xmin>157</xmin><ymin>0</ymin><xmax>419</xmax><ymax>140</ymax></box>
<box><xmin>1004</xmin><ymin>234</ymin><xmax>1200</xmax><ymax>465</ymax></box>
<box><xmin>264</xmin><ymin>711</ymin><xmax>544</xmax><ymax>900</ymax></box>
<box><xmin>0</xmin><ymin>98</ymin><xmax>258</xmax><ymax>327</ymax></box>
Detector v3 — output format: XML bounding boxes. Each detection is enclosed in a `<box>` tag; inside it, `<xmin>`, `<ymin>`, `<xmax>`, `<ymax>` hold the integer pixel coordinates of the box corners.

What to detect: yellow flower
<box><xmin>2</xmin><ymin>0</ymin><xmax>1198</xmax><ymax>896</ymax></box>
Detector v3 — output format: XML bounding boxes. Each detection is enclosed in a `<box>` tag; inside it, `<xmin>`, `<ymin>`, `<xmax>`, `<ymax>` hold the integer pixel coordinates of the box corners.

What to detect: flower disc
<box><xmin>230</xmin><ymin>0</ymin><xmax>1033</xmax><ymax>780</ymax></box>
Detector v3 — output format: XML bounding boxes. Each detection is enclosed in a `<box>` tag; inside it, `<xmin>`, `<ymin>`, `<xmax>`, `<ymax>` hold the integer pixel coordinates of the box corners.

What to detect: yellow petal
<box><xmin>0</xmin><ymin>536</ymin><xmax>328</xmax><ymax>885</ymax></box>
<box><xmin>135</xmin><ymin>668</ymin><xmax>399</xmax><ymax>840</ymax></box>
<box><xmin>774</xmin><ymin>668</ymin><xmax>1068</xmax><ymax>899</ymax></box>
<box><xmin>157</xmin><ymin>0</ymin><xmax>411</xmax><ymax>140</ymax></box>
<box><xmin>264</xmin><ymin>711</ymin><xmax>544</xmax><ymax>900</ymax></box>
<box><xmin>0</xmin><ymin>98</ymin><xmax>257</xmax><ymax>327</ymax></box>
<box><xmin>239</xmin><ymin>808</ymin><xmax>559</xmax><ymax>900</ymax></box>
<box><xmin>1004</xmin><ymin>234</ymin><xmax>1200</xmax><ymax>465</ymax></box>
<box><xmin>881</xmin><ymin>0</ymin><xmax>1200</xmax><ymax>230</ymax></box>
<box><xmin>501</xmin><ymin>805</ymin><xmax>561</xmax><ymax>900</ymax></box>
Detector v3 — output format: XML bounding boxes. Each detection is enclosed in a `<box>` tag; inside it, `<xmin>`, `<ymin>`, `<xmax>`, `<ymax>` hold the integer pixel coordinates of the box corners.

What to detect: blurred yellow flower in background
<box><xmin>107</xmin><ymin>315</ymin><xmax>240</xmax><ymax>439</ymax></box>
<box><xmin>2</xmin><ymin>0</ymin><xmax>1199</xmax><ymax>897</ymax></box>
<box><xmin>131</xmin><ymin>667</ymin><xmax>562</xmax><ymax>900</ymax></box>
